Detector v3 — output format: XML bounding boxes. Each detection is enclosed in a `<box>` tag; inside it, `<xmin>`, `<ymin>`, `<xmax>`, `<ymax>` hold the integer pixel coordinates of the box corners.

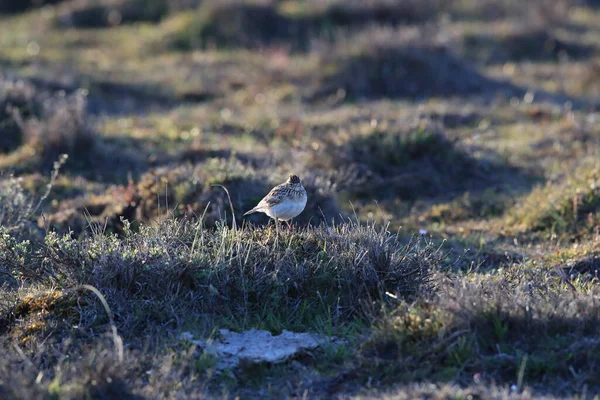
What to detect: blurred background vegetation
<box><xmin>1</xmin><ymin>0</ymin><xmax>600</xmax><ymax>398</ymax></box>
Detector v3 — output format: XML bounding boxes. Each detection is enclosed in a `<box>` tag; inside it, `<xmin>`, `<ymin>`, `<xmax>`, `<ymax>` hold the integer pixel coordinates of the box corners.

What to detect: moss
<box><xmin>13</xmin><ymin>290</ymin><xmax>76</xmax><ymax>317</ymax></box>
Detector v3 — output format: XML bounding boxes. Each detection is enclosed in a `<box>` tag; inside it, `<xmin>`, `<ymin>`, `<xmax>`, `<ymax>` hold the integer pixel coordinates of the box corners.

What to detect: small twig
<box><xmin>517</xmin><ymin>354</ymin><xmax>528</xmax><ymax>391</ymax></box>
<box><xmin>31</xmin><ymin>154</ymin><xmax>68</xmax><ymax>216</ymax></box>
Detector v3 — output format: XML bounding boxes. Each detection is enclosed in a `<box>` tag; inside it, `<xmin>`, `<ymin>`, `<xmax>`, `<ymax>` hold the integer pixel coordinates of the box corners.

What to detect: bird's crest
<box><xmin>288</xmin><ymin>175</ymin><xmax>301</xmax><ymax>184</ymax></box>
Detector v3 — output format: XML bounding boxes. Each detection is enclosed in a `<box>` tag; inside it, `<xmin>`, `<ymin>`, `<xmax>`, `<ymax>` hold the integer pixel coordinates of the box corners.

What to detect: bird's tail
<box><xmin>243</xmin><ymin>208</ymin><xmax>258</xmax><ymax>216</ymax></box>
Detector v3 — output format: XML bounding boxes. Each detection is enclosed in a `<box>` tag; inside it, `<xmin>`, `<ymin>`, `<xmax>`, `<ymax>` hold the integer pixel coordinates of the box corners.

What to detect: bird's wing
<box><xmin>260</xmin><ymin>184</ymin><xmax>288</xmax><ymax>207</ymax></box>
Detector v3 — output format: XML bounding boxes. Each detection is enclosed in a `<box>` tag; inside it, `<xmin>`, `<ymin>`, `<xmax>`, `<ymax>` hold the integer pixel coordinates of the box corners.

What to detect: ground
<box><xmin>1</xmin><ymin>0</ymin><xmax>600</xmax><ymax>399</ymax></box>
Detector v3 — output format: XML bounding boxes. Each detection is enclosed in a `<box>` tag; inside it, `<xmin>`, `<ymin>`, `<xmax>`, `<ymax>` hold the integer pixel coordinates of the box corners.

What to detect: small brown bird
<box><xmin>243</xmin><ymin>175</ymin><xmax>307</xmax><ymax>229</ymax></box>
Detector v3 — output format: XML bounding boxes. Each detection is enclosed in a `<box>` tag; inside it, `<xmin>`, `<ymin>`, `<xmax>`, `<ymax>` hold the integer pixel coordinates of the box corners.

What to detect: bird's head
<box><xmin>287</xmin><ymin>175</ymin><xmax>302</xmax><ymax>186</ymax></box>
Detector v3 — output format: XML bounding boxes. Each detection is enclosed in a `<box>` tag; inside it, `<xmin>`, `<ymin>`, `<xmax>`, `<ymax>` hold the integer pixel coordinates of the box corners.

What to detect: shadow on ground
<box><xmin>26</xmin><ymin>75</ymin><xmax>207</xmax><ymax>116</ymax></box>
<box><xmin>462</xmin><ymin>29</ymin><xmax>597</xmax><ymax>65</ymax></box>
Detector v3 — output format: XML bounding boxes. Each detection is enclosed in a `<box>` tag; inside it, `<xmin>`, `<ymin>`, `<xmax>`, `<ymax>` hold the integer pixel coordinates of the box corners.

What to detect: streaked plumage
<box><xmin>244</xmin><ymin>175</ymin><xmax>307</xmax><ymax>226</ymax></box>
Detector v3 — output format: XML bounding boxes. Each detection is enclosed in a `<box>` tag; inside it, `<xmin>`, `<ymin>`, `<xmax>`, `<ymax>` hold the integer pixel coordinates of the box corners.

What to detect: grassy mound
<box><xmin>510</xmin><ymin>159</ymin><xmax>600</xmax><ymax>238</ymax></box>
<box><xmin>316</xmin><ymin>124</ymin><xmax>497</xmax><ymax>200</ymax></box>
<box><xmin>1</xmin><ymin>219</ymin><xmax>439</xmax><ymax>338</ymax></box>
<box><xmin>136</xmin><ymin>160</ymin><xmax>341</xmax><ymax>227</ymax></box>
<box><xmin>134</xmin><ymin>157</ymin><xmax>260</xmax><ymax>225</ymax></box>
<box><xmin>170</xmin><ymin>0</ymin><xmax>448</xmax><ymax>52</ymax></box>
<box><xmin>0</xmin><ymin>77</ymin><xmax>150</xmax><ymax>184</ymax></box>
<box><xmin>357</xmin><ymin>266</ymin><xmax>600</xmax><ymax>394</ymax></box>
<box><xmin>424</xmin><ymin>189</ymin><xmax>513</xmax><ymax>224</ymax></box>
<box><xmin>42</xmin><ymin>157</ymin><xmax>341</xmax><ymax>234</ymax></box>
<box><xmin>317</xmin><ymin>44</ymin><xmax>516</xmax><ymax>100</ymax></box>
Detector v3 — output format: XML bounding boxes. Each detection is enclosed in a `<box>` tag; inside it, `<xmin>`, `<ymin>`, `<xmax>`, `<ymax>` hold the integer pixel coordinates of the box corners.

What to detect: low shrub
<box><xmin>25</xmin><ymin>92</ymin><xmax>96</xmax><ymax>166</ymax></box>
<box><xmin>56</xmin><ymin>0</ymin><xmax>168</xmax><ymax>28</ymax></box>
<box><xmin>0</xmin><ymin>79</ymin><xmax>43</xmax><ymax>154</ymax></box>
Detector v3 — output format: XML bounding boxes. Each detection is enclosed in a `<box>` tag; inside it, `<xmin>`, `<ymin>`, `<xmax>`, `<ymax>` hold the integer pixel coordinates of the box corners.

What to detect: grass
<box><xmin>510</xmin><ymin>157</ymin><xmax>600</xmax><ymax>239</ymax></box>
<box><xmin>1</xmin><ymin>0</ymin><xmax>600</xmax><ymax>398</ymax></box>
<box><xmin>358</xmin><ymin>266</ymin><xmax>600</xmax><ymax>393</ymax></box>
<box><xmin>168</xmin><ymin>0</ymin><xmax>448</xmax><ymax>52</ymax></box>
<box><xmin>1</xmin><ymin>214</ymin><xmax>439</xmax><ymax>333</ymax></box>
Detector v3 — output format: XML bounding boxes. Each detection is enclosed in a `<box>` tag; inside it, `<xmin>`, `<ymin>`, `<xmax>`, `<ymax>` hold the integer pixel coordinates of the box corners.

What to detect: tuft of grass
<box><xmin>40</xmin><ymin>180</ymin><xmax>139</xmax><ymax>236</ymax></box>
<box><xmin>511</xmin><ymin>158</ymin><xmax>600</xmax><ymax>238</ymax></box>
<box><xmin>0</xmin><ymin>78</ymin><xmax>43</xmax><ymax>154</ymax></box>
<box><xmin>24</xmin><ymin>92</ymin><xmax>96</xmax><ymax>167</ymax></box>
<box><xmin>0</xmin><ymin>155</ymin><xmax>65</xmax><ymax>239</ymax></box>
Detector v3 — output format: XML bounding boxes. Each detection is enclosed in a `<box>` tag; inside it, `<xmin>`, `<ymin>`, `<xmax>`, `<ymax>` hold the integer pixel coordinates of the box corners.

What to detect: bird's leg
<box><xmin>285</xmin><ymin>220</ymin><xmax>293</xmax><ymax>231</ymax></box>
<box><xmin>265</xmin><ymin>218</ymin><xmax>273</xmax><ymax>240</ymax></box>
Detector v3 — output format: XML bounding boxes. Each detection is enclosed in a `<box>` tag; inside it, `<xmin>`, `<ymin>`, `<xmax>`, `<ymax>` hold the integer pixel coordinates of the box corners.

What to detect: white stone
<box><xmin>183</xmin><ymin>329</ymin><xmax>331</xmax><ymax>370</ymax></box>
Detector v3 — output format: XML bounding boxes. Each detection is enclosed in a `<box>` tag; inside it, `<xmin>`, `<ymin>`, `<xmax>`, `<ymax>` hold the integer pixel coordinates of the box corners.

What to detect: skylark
<box><xmin>243</xmin><ymin>175</ymin><xmax>307</xmax><ymax>229</ymax></box>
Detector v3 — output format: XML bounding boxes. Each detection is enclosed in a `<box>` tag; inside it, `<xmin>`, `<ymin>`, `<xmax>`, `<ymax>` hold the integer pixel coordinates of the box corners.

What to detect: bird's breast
<box><xmin>269</xmin><ymin>198</ymin><xmax>306</xmax><ymax>220</ymax></box>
